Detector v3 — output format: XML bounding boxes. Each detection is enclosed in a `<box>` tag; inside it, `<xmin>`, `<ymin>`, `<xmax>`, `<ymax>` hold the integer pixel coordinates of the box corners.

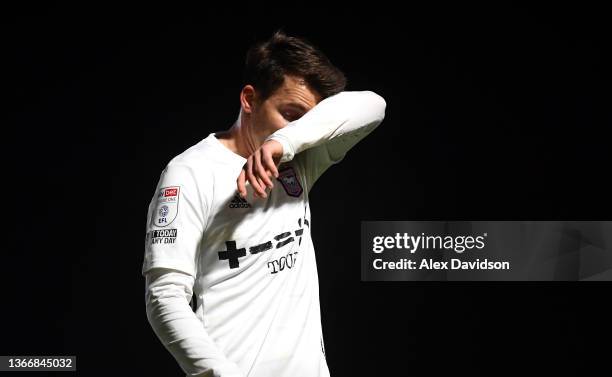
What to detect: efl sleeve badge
<box><xmin>151</xmin><ymin>186</ymin><xmax>180</xmax><ymax>227</ymax></box>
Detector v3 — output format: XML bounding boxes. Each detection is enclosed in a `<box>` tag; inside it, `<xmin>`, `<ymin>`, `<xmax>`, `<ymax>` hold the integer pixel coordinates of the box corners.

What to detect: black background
<box><xmin>4</xmin><ymin>2</ymin><xmax>611</xmax><ymax>376</ymax></box>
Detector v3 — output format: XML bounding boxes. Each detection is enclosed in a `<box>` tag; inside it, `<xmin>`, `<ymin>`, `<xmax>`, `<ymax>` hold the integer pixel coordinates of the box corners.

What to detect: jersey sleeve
<box><xmin>145</xmin><ymin>268</ymin><xmax>245</xmax><ymax>377</ymax></box>
<box><xmin>142</xmin><ymin>163</ymin><xmax>208</xmax><ymax>278</ymax></box>
<box><xmin>265</xmin><ymin>91</ymin><xmax>386</xmax><ymax>190</ymax></box>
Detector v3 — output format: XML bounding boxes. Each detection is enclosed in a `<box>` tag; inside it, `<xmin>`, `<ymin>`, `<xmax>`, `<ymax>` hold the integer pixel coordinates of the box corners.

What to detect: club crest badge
<box><xmin>152</xmin><ymin>186</ymin><xmax>180</xmax><ymax>227</ymax></box>
<box><xmin>277</xmin><ymin>166</ymin><xmax>303</xmax><ymax>198</ymax></box>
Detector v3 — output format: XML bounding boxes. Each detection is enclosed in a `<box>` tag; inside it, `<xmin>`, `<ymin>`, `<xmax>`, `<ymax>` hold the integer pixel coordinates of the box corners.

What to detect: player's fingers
<box><xmin>237</xmin><ymin>168</ymin><xmax>247</xmax><ymax>198</ymax></box>
<box><xmin>254</xmin><ymin>151</ymin><xmax>273</xmax><ymax>189</ymax></box>
<box><xmin>256</xmin><ymin>176</ymin><xmax>267</xmax><ymax>198</ymax></box>
<box><xmin>265</xmin><ymin>169</ymin><xmax>274</xmax><ymax>181</ymax></box>
<box><xmin>263</xmin><ymin>149</ymin><xmax>279</xmax><ymax>179</ymax></box>
<box><xmin>246</xmin><ymin>158</ymin><xmax>265</xmax><ymax>198</ymax></box>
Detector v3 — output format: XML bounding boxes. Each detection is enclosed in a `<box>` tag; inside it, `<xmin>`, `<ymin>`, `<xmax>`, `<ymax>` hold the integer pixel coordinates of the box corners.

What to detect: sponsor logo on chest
<box><xmin>216</xmin><ymin>216</ymin><xmax>310</xmax><ymax>275</ymax></box>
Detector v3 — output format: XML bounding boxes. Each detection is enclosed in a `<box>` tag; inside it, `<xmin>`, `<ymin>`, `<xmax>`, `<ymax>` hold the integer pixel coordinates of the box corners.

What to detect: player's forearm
<box><xmin>265</xmin><ymin>90</ymin><xmax>386</xmax><ymax>162</ymax></box>
<box><xmin>145</xmin><ymin>270</ymin><xmax>244</xmax><ymax>377</ymax></box>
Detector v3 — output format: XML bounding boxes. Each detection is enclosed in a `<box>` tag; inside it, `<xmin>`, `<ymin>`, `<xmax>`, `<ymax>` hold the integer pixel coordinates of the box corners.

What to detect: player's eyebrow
<box><xmin>282</xmin><ymin>102</ymin><xmax>309</xmax><ymax>113</ymax></box>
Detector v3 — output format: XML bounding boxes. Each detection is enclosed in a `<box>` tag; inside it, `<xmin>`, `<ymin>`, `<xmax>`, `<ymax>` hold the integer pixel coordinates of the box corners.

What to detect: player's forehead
<box><xmin>270</xmin><ymin>75</ymin><xmax>321</xmax><ymax>111</ymax></box>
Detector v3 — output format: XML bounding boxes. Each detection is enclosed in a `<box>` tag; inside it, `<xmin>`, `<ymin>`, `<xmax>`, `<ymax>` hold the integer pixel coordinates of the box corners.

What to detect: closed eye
<box><xmin>280</xmin><ymin>103</ymin><xmax>308</xmax><ymax>122</ymax></box>
<box><xmin>283</xmin><ymin>112</ymin><xmax>300</xmax><ymax>122</ymax></box>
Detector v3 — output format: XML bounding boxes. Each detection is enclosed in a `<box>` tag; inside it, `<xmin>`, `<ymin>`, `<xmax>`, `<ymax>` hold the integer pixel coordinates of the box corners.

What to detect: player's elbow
<box><xmin>363</xmin><ymin>90</ymin><xmax>387</xmax><ymax>125</ymax></box>
<box><xmin>144</xmin><ymin>282</ymin><xmax>172</xmax><ymax>328</ymax></box>
<box><xmin>144</xmin><ymin>269</ymin><xmax>194</xmax><ymax>317</ymax></box>
<box><xmin>144</xmin><ymin>276</ymin><xmax>194</xmax><ymax>344</ymax></box>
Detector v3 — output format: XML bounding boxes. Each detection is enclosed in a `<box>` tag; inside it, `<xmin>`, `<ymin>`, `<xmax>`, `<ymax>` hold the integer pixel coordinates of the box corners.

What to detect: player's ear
<box><xmin>240</xmin><ymin>85</ymin><xmax>258</xmax><ymax>114</ymax></box>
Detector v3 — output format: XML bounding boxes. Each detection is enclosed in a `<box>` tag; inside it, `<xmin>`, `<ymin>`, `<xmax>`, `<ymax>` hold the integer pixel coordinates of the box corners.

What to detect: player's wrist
<box><xmin>265</xmin><ymin>134</ymin><xmax>294</xmax><ymax>163</ymax></box>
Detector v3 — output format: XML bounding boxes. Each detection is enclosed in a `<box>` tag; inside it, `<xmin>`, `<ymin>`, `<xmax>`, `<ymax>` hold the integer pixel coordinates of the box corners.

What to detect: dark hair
<box><xmin>243</xmin><ymin>30</ymin><xmax>347</xmax><ymax>101</ymax></box>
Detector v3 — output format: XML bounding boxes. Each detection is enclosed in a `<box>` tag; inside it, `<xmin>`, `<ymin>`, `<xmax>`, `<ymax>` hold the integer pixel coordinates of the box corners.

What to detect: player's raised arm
<box><xmin>239</xmin><ymin>90</ymin><xmax>386</xmax><ymax>196</ymax></box>
<box><xmin>264</xmin><ymin>90</ymin><xmax>387</xmax><ymax>164</ymax></box>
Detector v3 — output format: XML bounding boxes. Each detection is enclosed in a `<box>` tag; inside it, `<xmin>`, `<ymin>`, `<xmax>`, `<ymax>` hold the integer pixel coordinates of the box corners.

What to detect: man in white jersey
<box><xmin>143</xmin><ymin>31</ymin><xmax>386</xmax><ymax>377</ymax></box>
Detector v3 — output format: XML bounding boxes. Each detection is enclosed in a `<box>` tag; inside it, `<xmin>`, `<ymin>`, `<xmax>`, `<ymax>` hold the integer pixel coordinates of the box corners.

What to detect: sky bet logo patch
<box><xmin>148</xmin><ymin>228</ymin><xmax>178</xmax><ymax>245</ymax></box>
<box><xmin>151</xmin><ymin>186</ymin><xmax>180</xmax><ymax>227</ymax></box>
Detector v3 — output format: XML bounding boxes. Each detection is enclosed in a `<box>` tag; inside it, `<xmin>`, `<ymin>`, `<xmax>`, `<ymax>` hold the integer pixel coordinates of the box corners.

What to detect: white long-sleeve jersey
<box><xmin>143</xmin><ymin>91</ymin><xmax>386</xmax><ymax>377</ymax></box>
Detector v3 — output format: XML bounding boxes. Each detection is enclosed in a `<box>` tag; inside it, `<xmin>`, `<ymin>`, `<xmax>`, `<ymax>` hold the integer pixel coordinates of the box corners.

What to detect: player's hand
<box><xmin>237</xmin><ymin>140</ymin><xmax>283</xmax><ymax>200</ymax></box>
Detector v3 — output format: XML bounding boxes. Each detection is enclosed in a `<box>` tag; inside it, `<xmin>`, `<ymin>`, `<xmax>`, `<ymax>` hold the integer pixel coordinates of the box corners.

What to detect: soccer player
<box><xmin>143</xmin><ymin>31</ymin><xmax>386</xmax><ymax>377</ymax></box>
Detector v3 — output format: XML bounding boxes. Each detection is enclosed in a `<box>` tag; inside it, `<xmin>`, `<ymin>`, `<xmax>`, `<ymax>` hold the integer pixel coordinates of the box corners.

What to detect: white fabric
<box><xmin>143</xmin><ymin>90</ymin><xmax>386</xmax><ymax>377</ymax></box>
<box><xmin>265</xmin><ymin>91</ymin><xmax>386</xmax><ymax>164</ymax></box>
<box><xmin>146</xmin><ymin>269</ymin><xmax>244</xmax><ymax>377</ymax></box>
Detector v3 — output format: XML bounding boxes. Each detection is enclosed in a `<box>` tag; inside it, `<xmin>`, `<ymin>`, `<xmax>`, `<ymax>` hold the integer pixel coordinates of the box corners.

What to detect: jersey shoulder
<box><xmin>167</xmin><ymin>136</ymin><xmax>216</xmax><ymax>169</ymax></box>
<box><xmin>156</xmin><ymin>136</ymin><xmax>222</xmax><ymax>197</ymax></box>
